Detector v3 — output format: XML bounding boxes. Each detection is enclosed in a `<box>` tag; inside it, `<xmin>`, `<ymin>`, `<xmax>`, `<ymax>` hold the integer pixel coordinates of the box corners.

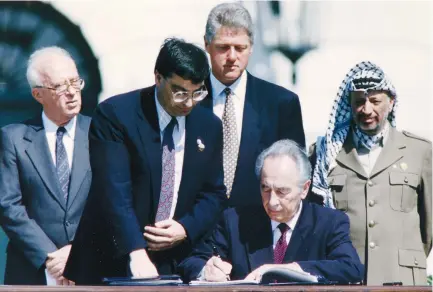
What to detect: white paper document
<box><xmin>45</xmin><ymin>269</ymin><xmax>58</xmax><ymax>286</ymax></box>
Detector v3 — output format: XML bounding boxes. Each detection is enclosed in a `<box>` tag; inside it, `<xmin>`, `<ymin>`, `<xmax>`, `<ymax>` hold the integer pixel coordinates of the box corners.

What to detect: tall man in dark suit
<box><xmin>0</xmin><ymin>47</ymin><xmax>92</xmax><ymax>285</ymax></box>
<box><xmin>179</xmin><ymin>140</ymin><xmax>363</xmax><ymax>284</ymax></box>
<box><xmin>64</xmin><ymin>38</ymin><xmax>227</xmax><ymax>284</ymax></box>
<box><xmin>200</xmin><ymin>2</ymin><xmax>306</xmax><ymax>207</ymax></box>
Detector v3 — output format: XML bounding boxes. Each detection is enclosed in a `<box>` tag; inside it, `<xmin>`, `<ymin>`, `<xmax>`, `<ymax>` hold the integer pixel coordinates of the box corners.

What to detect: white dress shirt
<box><xmin>210</xmin><ymin>71</ymin><xmax>247</xmax><ymax>143</ymax></box>
<box><xmin>271</xmin><ymin>201</ymin><xmax>303</xmax><ymax>249</ymax></box>
<box><xmin>154</xmin><ymin>90</ymin><xmax>186</xmax><ymax>219</ymax></box>
<box><xmin>42</xmin><ymin>112</ymin><xmax>76</xmax><ymax>170</ymax></box>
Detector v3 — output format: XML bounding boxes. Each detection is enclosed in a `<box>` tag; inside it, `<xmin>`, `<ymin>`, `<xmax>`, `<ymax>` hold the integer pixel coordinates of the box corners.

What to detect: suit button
<box><xmin>404</xmin><ymin>177</ymin><xmax>409</xmax><ymax>183</ymax></box>
<box><xmin>367</xmin><ymin>180</ymin><xmax>373</xmax><ymax>187</ymax></box>
<box><xmin>368</xmin><ymin>200</ymin><xmax>375</xmax><ymax>207</ymax></box>
<box><xmin>65</xmin><ymin>221</ymin><xmax>70</xmax><ymax>227</ymax></box>
<box><xmin>368</xmin><ymin>220</ymin><xmax>376</xmax><ymax>227</ymax></box>
<box><xmin>369</xmin><ymin>242</ymin><xmax>376</xmax><ymax>249</ymax></box>
<box><xmin>414</xmin><ymin>260</ymin><xmax>419</xmax><ymax>266</ymax></box>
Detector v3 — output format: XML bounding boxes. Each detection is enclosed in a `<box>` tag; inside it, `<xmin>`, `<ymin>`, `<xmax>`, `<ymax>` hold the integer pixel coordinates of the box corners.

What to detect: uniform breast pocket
<box><xmin>389</xmin><ymin>172</ymin><xmax>419</xmax><ymax>212</ymax></box>
<box><xmin>328</xmin><ymin>174</ymin><xmax>348</xmax><ymax>211</ymax></box>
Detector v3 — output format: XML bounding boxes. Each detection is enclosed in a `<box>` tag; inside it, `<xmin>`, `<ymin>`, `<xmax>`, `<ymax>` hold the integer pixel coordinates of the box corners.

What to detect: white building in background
<box><xmin>50</xmin><ymin>0</ymin><xmax>432</xmax><ymax>146</ymax></box>
<box><xmin>0</xmin><ymin>0</ymin><xmax>430</xmax><ymax>282</ymax></box>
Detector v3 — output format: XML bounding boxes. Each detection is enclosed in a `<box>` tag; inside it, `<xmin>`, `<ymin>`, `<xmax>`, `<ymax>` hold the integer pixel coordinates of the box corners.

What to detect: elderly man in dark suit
<box><xmin>0</xmin><ymin>47</ymin><xmax>91</xmax><ymax>285</ymax></box>
<box><xmin>179</xmin><ymin>140</ymin><xmax>363</xmax><ymax>284</ymax></box>
<box><xmin>64</xmin><ymin>38</ymin><xmax>227</xmax><ymax>284</ymax></box>
<box><xmin>199</xmin><ymin>2</ymin><xmax>306</xmax><ymax>208</ymax></box>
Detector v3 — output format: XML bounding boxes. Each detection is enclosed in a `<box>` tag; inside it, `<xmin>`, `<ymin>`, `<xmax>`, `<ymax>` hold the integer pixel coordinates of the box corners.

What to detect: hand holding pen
<box><xmin>203</xmin><ymin>245</ymin><xmax>232</xmax><ymax>281</ymax></box>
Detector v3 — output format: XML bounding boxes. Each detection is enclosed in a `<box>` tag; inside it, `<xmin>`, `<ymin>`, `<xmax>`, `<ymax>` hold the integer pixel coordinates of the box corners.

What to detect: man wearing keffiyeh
<box><xmin>308</xmin><ymin>61</ymin><xmax>432</xmax><ymax>285</ymax></box>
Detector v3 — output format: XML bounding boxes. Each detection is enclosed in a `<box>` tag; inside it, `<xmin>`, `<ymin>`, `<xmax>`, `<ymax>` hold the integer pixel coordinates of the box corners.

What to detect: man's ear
<box><xmin>204</xmin><ymin>36</ymin><xmax>210</xmax><ymax>53</ymax></box>
<box><xmin>300</xmin><ymin>180</ymin><xmax>311</xmax><ymax>200</ymax></box>
<box><xmin>31</xmin><ymin>88</ymin><xmax>43</xmax><ymax>105</ymax></box>
<box><xmin>155</xmin><ymin>71</ymin><xmax>162</xmax><ymax>86</ymax></box>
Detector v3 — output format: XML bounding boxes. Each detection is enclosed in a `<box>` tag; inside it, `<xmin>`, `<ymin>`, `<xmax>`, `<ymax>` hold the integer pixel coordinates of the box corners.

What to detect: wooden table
<box><xmin>0</xmin><ymin>286</ymin><xmax>430</xmax><ymax>292</ymax></box>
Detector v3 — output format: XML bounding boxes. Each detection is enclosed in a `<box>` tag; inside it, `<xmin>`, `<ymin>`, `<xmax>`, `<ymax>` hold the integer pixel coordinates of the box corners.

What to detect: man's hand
<box><xmin>203</xmin><ymin>256</ymin><xmax>232</xmax><ymax>282</ymax></box>
<box><xmin>245</xmin><ymin>263</ymin><xmax>304</xmax><ymax>282</ymax></box>
<box><xmin>129</xmin><ymin>249</ymin><xmax>159</xmax><ymax>278</ymax></box>
<box><xmin>144</xmin><ymin>219</ymin><xmax>187</xmax><ymax>251</ymax></box>
<box><xmin>55</xmin><ymin>277</ymin><xmax>75</xmax><ymax>286</ymax></box>
<box><xmin>46</xmin><ymin>244</ymin><xmax>72</xmax><ymax>280</ymax></box>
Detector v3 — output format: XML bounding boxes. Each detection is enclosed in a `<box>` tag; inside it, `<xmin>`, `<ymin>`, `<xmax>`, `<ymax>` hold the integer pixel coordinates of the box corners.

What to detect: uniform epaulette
<box><xmin>402</xmin><ymin>130</ymin><xmax>432</xmax><ymax>144</ymax></box>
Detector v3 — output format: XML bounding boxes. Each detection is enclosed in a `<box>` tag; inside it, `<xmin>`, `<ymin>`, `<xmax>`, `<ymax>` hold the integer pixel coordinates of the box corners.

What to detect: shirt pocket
<box><xmin>389</xmin><ymin>172</ymin><xmax>419</xmax><ymax>212</ymax></box>
<box><xmin>328</xmin><ymin>174</ymin><xmax>348</xmax><ymax>211</ymax></box>
<box><xmin>398</xmin><ymin>249</ymin><xmax>427</xmax><ymax>285</ymax></box>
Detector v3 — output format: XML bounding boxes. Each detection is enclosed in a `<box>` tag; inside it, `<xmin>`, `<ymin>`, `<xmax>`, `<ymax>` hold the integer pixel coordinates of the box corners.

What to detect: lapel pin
<box><xmin>197</xmin><ymin>138</ymin><xmax>205</xmax><ymax>152</ymax></box>
<box><xmin>400</xmin><ymin>162</ymin><xmax>408</xmax><ymax>171</ymax></box>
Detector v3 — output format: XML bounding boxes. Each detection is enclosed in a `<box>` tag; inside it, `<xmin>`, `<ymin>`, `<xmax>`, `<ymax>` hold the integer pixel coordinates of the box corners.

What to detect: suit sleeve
<box><xmin>177</xmin><ymin>120</ymin><xmax>227</xmax><ymax>245</ymax></box>
<box><xmin>278</xmin><ymin>93</ymin><xmax>306</xmax><ymax>149</ymax></box>
<box><xmin>0</xmin><ymin>128</ymin><xmax>57</xmax><ymax>269</ymax></box>
<box><xmin>178</xmin><ymin>211</ymin><xmax>230</xmax><ymax>282</ymax></box>
<box><xmin>296</xmin><ymin>212</ymin><xmax>364</xmax><ymax>283</ymax></box>
<box><xmin>89</xmin><ymin>103</ymin><xmax>146</xmax><ymax>258</ymax></box>
<box><xmin>419</xmin><ymin>143</ymin><xmax>432</xmax><ymax>255</ymax></box>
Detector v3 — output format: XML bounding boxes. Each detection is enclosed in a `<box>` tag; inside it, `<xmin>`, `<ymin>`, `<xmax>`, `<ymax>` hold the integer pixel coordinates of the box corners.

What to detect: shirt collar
<box><xmin>42</xmin><ymin>111</ymin><xmax>77</xmax><ymax>140</ymax></box>
<box><xmin>210</xmin><ymin>70</ymin><xmax>247</xmax><ymax>101</ymax></box>
<box><xmin>271</xmin><ymin>200</ymin><xmax>303</xmax><ymax>233</ymax></box>
<box><xmin>154</xmin><ymin>88</ymin><xmax>183</xmax><ymax>132</ymax></box>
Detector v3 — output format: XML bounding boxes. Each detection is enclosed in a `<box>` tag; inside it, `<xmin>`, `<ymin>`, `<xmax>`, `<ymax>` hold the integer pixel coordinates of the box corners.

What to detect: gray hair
<box><xmin>255</xmin><ymin>140</ymin><xmax>312</xmax><ymax>188</ymax></box>
<box><xmin>205</xmin><ymin>2</ymin><xmax>254</xmax><ymax>44</ymax></box>
<box><xmin>26</xmin><ymin>46</ymin><xmax>74</xmax><ymax>88</ymax></box>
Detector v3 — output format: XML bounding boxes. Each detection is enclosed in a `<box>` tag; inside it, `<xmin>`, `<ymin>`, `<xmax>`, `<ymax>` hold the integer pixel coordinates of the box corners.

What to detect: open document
<box><xmin>190</xmin><ymin>266</ymin><xmax>319</xmax><ymax>286</ymax></box>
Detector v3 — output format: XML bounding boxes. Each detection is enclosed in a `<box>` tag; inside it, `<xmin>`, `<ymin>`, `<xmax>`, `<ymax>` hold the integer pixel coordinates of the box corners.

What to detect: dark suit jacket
<box><xmin>201</xmin><ymin>72</ymin><xmax>305</xmax><ymax>207</ymax></box>
<box><xmin>0</xmin><ymin>114</ymin><xmax>92</xmax><ymax>284</ymax></box>
<box><xmin>179</xmin><ymin>200</ymin><xmax>364</xmax><ymax>284</ymax></box>
<box><xmin>64</xmin><ymin>86</ymin><xmax>227</xmax><ymax>284</ymax></box>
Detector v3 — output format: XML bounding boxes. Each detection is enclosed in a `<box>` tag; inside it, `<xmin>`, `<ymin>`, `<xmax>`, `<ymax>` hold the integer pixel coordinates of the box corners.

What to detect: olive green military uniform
<box><xmin>310</xmin><ymin>127</ymin><xmax>432</xmax><ymax>285</ymax></box>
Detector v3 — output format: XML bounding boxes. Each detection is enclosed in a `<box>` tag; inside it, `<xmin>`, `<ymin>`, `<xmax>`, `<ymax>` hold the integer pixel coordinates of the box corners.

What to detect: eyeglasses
<box><xmin>34</xmin><ymin>78</ymin><xmax>85</xmax><ymax>95</ymax></box>
<box><xmin>172</xmin><ymin>88</ymin><xmax>208</xmax><ymax>103</ymax></box>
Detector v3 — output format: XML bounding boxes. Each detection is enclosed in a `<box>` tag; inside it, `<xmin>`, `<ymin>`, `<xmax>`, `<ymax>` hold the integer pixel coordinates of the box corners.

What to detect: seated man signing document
<box><xmin>179</xmin><ymin>140</ymin><xmax>364</xmax><ymax>284</ymax></box>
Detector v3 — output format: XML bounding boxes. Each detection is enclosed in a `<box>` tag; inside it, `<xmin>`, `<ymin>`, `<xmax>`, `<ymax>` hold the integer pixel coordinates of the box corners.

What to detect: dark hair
<box><xmin>154</xmin><ymin>38</ymin><xmax>210</xmax><ymax>84</ymax></box>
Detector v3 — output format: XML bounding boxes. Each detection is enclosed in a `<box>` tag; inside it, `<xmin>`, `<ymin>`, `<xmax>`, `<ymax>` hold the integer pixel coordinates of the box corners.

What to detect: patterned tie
<box><xmin>274</xmin><ymin>223</ymin><xmax>289</xmax><ymax>264</ymax></box>
<box><xmin>155</xmin><ymin>117</ymin><xmax>177</xmax><ymax>222</ymax></box>
<box><xmin>56</xmin><ymin>127</ymin><xmax>70</xmax><ymax>202</ymax></box>
<box><xmin>222</xmin><ymin>87</ymin><xmax>239</xmax><ymax>197</ymax></box>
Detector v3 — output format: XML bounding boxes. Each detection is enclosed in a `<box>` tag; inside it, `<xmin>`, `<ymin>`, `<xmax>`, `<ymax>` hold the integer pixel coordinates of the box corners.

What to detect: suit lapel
<box><xmin>234</xmin><ymin>74</ymin><xmax>260</xmax><ymax>190</ymax></box>
<box><xmin>283</xmin><ymin>201</ymin><xmax>313</xmax><ymax>263</ymax></box>
<box><xmin>24</xmin><ymin>116</ymin><xmax>66</xmax><ymax>210</ymax></box>
<box><xmin>336</xmin><ymin>133</ymin><xmax>368</xmax><ymax>178</ymax></box>
<box><xmin>67</xmin><ymin>115</ymin><xmax>90</xmax><ymax>209</ymax></box>
<box><xmin>246</xmin><ymin>209</ymin><xmax>274</xmax><ymax>271</ymax></box>
<box><xmin>174</xmin><ymin>113</ymin><xmax>197</xmax><ymax>218</ymax></box>
<box><xmin>136</xmin><ymin>86</ymin><xmax>162</xmax><ymax>214</ymax></box>
<box><xmin>370</xmin><ymin>127</ymin><xmax>405</xmax><ymax>178</ymax></box>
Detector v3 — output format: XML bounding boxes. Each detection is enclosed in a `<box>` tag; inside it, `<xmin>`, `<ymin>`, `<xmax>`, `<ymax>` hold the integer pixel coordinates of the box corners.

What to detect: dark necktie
<box><xmin>222</xmin><ymin>87</ymin><xmax>239</xmax><ymax>197</ymax></box>
<box><xmin>274</xmin><ymin>223</ymin><xmax>289</xmax><ymax>264</ymax></box>
<box><xmin>155</xmin><ymin>117</ymin><xmax>177</xmax><ymax>222</ymax></box>
<box><xmin>56</xmin><ymin>127</ymin><xmax>70</xmax><ymax>202</ymax></box>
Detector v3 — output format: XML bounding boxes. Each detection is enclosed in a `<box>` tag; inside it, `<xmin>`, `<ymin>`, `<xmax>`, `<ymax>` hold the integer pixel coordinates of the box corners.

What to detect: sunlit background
<box><xmin>0</xmin><ymin>0</ymin><xmax>431</xmax><ymax>283</ymax></box>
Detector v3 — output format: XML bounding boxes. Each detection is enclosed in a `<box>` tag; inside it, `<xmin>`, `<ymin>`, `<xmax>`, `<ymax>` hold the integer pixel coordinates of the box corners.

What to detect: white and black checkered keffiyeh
<box><xmin>311</xmin><ymin>61</ymin><xmax>398</xmax><ymax>208</ymax></box>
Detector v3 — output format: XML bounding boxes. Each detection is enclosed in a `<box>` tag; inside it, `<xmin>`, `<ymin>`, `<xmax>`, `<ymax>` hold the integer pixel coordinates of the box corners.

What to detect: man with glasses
<box><xmin>64</xmin><ymin>38</ymin><xmax>227</xmax><ymax>284</ymax></box>
<box><xmin>0</xmin><ymin>47</ymin><xmax>92</xmax><ymax>285</ymax></box>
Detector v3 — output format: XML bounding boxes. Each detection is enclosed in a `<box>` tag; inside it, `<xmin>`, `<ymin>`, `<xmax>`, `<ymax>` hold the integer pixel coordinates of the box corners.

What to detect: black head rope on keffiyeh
<box><xmin>311</xmin><ymin>61</ymin><xmax>398</xmax><ymax>208</ymax></box>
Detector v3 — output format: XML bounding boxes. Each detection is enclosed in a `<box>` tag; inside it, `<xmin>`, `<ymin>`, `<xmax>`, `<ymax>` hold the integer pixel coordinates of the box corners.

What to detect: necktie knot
<box><xmin>278</xmin><ymin>223</ymin><xmax>289</xmax><ymax>235</ymax></box>
<box><xmin>57</xmin><ymin>126</ymin><xmax>66</xmax><ymax>138</ymax></box>
<box><xmin>224</xmin><ymin>87</ymin><xmax>232</xmax><ymax>97</ymax></box>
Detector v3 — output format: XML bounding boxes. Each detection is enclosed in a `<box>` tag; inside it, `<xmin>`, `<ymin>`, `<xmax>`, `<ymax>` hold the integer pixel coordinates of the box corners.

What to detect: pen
<box><xmin>212</xmin><ymin>244</ymin><xmax>221</xmax><ymax>258</ymax></box>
